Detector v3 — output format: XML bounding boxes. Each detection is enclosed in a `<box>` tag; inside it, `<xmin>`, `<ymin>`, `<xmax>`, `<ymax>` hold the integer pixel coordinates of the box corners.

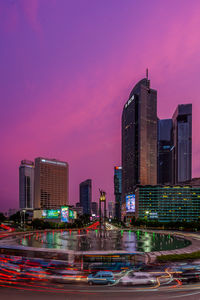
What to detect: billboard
<box><xmin>42</xmin><ymin>209</ymin><xmax>61</xmax><ymax>219</ymax></box>
<box><xmin>126</xmin><ymin>194</ymin><xmax>135</xmax><ymax>212</ymax></box>
<box><xmin>68</xmin><ymin>209</ymin><xmax>77</xmax><ymax>220</ymax></box>
<box><xmin>69</xmin><ymin>209</ymin><xmax>74</xmax><ymax>219</ymax></box>
<box><xmin>73</xmin><ymin>211</ymin><xmax>77</xmax><ymax>219</ymax></box>
<box><xmin>61</xmin><ymin>206</ymin><xmax>69</xmax><ymax>222</ymax></box>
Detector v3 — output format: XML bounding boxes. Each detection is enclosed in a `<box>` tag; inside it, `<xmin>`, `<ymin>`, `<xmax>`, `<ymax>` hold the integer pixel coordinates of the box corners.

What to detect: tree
<box><xmin>32</xmin><ymin>218</ymin><xmax>46</xmax><ymax>229</ymax></box>
<box><xmin>9</xmin><ymin>211</ymin><xmax>21</xmax><ymax>223</ymax></box>
<box><xmin>0</xmin><ymin>213</ymin><xmax>6</xmax><ymax>223</ymax></box>
<box><xmin>78</xmin><ymin>214</ymin><xmax>90</xmax><ymax>226</ymax></box>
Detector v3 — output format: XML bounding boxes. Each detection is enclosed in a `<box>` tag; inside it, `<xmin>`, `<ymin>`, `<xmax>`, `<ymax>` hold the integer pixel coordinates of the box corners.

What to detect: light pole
<box><xmin>23</xmin><ymin>210</ymin><xmax>26</xmax><ymax>231</ymax></box>
<box><xmin>20</xmin><ymin>211</ymin><xmax>23</xmax><ymax>229</ymax></box>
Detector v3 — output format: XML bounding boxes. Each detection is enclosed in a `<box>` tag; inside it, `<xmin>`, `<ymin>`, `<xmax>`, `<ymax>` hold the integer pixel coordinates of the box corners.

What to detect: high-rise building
<box><xmin>157</xmin><ymin>119</ymin><xmax>173</xmax><ymax>184</ymax></box>
<box><xmin>172</xmin><ymin>104</ymin><xmax>192</xmax><ymax>183</ymax></box>
<box><xmin>91</xmin><ymin>202</ymin><xmax>98</xmax><ymax>216</ymax></box>
<box><xmin>34</xmin><ymin>157</ymin><xmax>69</xmax><ymax>209</ymax></box>
<box><xmin>79</xmin><ymin>179</ymin><xmax>92</xmax><ymax>215</ymax></box>
<box><xmin>108</xmin><ymin>201</ymin><xmax>115</xmax><ymax>219</ymax></box>
<box><xmin>122</xmin><ymin>75</ymin><xmax>157</xmax><ymax>204</ymax></box>
<box><xmin>19</xmin><ymin>160</ymin><xmax>34</xmax><ymax>209</ymax></box>
<box><xmin>114</xmin><ymin>166</ymin><xmax>122</xmax><ymax>220</ymax></box>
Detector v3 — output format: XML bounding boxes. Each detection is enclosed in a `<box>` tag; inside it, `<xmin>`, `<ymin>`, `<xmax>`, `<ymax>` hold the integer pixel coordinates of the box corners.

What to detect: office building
<box><xmin>108</xmin><ymin>201</ymin><xmax>115</xmax><ymax>219</ymax></box>
<box><xmin>74</xmin><ymin>206</ymin><xmax>83</xmax><ymax>216</ymax></box>
<box><xmin>114</xmin><ymin>166</ymin><xmax>122</xmax><ymax>220</ymax></box>
<box><xmin>19</xmin><ymin>160</ymin><xmax>34</xmax><ymax>209</ymax></box>
<box><xmin>135</xmin><ymin>185</ymin><xmax>200</xmax><ymax>222</ymax></box>
<box><xmin>157</xmin><ymin>119</ymin><xmax>173</xmax><ymax>184</ymax></box>
<box><xmin>172</xmin><ymin>104</ymin><xmax>192</xmax><ymax>183</ymax></box>
<box><xmin>34</xmin><ymin>157</ymin><xmax>69</xmax><ymax>209</ymax></box>
<box><xmin>91</xmin><ymin>202</ymin><xmax>98</xmax><ymax>216</ymax></box>
<box><xmin>79</xmin><ymin>179</ymin><xmax>92</xmax><ymax>215</ymax></box>
<box><xmin>122</xmin><ymin>74</ymin><xmax>157</xmax><ymax>205</ymax></box>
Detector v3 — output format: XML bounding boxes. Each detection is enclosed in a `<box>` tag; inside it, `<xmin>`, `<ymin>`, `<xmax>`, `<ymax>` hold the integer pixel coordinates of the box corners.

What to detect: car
<box><xmin>50</xmin><ymin>271</ymin><xmax>87</xmax><ymax>283</ymax></box>
<box><xmin>87</xmin><ymin>271</ymin><xmax>115</xmax><ymax>285</ymax></box>
<box><xmin>20</xmin><ymin>266</ymin><xmax>48</xmax><ymax>280</ymax></box>
<box><xmin>0</xmin><ymin>262</ymin><xmax>21</xmax><ymax>273</ymax></box>
<box><xmin>46</xmin><ymin>263</ymin><xmax>71</xmax><ymax>271</ymax></box>
<box><xmin>119</xmin><ymin>272</ymin><xmax>156</xmax><ymax>286</ymax></box>
<box><xmin>140</xmin><ymin>264</ymin><xmax>166</xmax><ymax>272</ymax></box>
<box><xmin>169</xmin><ymin>263</ymin><xmax>200</xmax><ymax>273</ymax></box>
<box><xmin>89</xmin><ymin>262</ymin><xmax>133</xmax><ymax>273</ymax></box>
<box><xmin>174</xmin><ymin>270</ymin><xmax>200</xmax><ymax>284</ymax></box>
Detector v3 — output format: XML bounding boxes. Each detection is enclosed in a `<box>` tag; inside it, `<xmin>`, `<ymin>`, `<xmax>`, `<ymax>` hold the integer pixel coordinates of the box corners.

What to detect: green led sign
<box><xmin>42</xmin><ymin>209</ymin><xmax>61</xmax><ymax>219</ymax></box>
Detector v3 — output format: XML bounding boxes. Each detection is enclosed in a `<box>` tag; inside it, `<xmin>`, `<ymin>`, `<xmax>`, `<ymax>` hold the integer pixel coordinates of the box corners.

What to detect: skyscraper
<box><xmin>79</xmin><ymin>179</ymin><xmax>92</xmax><ymax>215</ymax></box>
<box><xmin>122</xmin><ymin>75</ymin><xmax>157</xmax><ymax>204</ymax></box>
<box><xmin>172</xmin><ymin>104</ymin><xmax>192</xmax><ymax>183</ymax></box>
<box><xmin>114</xmin><ymin>166</ymin><xmax>122</xmax><ymax>220</ymax></box>
<box><xmin>91</xmin><ymin>202</ymin><xmax>98</xmax><ymax>216</ymax></box>
<box><xmin>34</xmin><ymin>157</ymin><xmax>69</xmax><ymax>209</ymax></box>
<box><xmin>108</xmin><ymin>201</ymin><xmax>115</xmax><ymax>219</ymax></box>
<box><xmin>157</xmin><ymin>119</ymin><xmax>173</xmax><ymax>184</ymax></box>
<box><xmin>19</xmin><ymin>160</ymin><xmax>34</xmax><ymax>209</ymax></box>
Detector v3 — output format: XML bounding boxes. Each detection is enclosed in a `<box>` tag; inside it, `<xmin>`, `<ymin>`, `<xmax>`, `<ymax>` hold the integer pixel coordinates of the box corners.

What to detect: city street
<box><xmin>2</xmin><ymin>283</ymin><xmax>200</xmax><ymax>300</ymax></box>
<box><xmin>2</xmin><ymin>252</ymin><xmax>200</xmax><ymax>299</ymax></box>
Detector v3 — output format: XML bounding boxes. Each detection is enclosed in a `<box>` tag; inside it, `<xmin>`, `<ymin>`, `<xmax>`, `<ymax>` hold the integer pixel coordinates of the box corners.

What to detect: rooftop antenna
<box><xmin>146</xmin><ymin>68</ymin><xmax>150</xmax><ymax>89</ymax></box>
<box><xmin>146</xmin><ymin>68</ymin><xmax>148</xmax><ymax>80</ymax></box>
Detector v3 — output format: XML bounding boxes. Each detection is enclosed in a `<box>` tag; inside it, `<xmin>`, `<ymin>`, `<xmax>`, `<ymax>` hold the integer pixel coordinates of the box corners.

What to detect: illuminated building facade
<box><xmin>34</xmin><ymin>157</ymin><xmax>69</xmax><ymax>209</ymax></box>
<box><xmin>19</xmin><ymin>160</ymin><xmax>34</xmax><ymax>209</ymax></box>
<box><xmin>79</xmin><ymin>179</ymin><xmax>92</xmax><ymax>215</ymax></box>
<box><xmin>122</xmin><ymin>76</ymin><xmax>157</xmax><ymax>205</ymax></box>
<box><xmin>172</xmin><ymin>104</ymin><xmax>192</xmax><ymax>183</ymax></box>
<box><xmin>114</xmin><ymin>166</ymin><xmax>122</xmax><ymax>220</ymax></box>
<box><xmin>135</xmin><ymin>185</ymin><xmax>200</xmax><ymax>222</ymax></box>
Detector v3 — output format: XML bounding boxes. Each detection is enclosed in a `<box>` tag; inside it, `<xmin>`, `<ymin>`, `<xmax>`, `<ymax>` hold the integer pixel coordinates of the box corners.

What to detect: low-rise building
<box><xmin>33</xmin><ymin>206</ymin><xmax>77</xmax><ymax>223</ymax></box>
<box><xmin>135</xmin><ymin>185</ymin><xmax>200</xmax><ymax>222</ymax></box>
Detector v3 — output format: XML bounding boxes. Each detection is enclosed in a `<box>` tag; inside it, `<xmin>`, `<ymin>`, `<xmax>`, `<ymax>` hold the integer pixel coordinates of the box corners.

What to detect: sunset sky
<box><xmin>0</xmin><ymin>0</ymin><xmax>200</xmax><ymax>211</ymax></box>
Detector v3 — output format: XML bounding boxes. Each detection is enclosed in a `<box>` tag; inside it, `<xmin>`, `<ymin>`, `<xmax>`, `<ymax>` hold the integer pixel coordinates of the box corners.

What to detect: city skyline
<box><xmin>1</xmin><ymin>0</ymin><xmax>200</xmax><ymax>211</ymax></box>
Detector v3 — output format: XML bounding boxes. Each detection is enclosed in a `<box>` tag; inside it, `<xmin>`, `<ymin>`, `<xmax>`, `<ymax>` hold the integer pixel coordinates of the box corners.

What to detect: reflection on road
<box><xmin>1</xmin><ymin>254</ymin><xmax>200</xmax><ymax>296</ymax></box>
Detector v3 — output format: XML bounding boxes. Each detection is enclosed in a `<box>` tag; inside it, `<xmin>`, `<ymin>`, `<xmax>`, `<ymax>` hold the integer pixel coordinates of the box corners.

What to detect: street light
<box><xmin>20</xmin><ymin>210</ymin><xmax>26</xmax><ymax>231</ymax></box>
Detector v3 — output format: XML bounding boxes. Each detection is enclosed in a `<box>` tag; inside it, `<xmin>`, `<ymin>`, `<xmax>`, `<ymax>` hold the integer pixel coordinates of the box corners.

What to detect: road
<box><xmin>2</xmin><ymin>282</ymin><xmax>200</xmax><ymax>300</ymax></box>
<box><xmin>2</xmin><ymin>253</ymin><xmax>200</xmax><ymax>299</ymax></box>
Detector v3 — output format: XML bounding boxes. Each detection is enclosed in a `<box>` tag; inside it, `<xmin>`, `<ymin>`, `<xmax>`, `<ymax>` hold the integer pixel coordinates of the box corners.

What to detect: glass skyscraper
<box><xmin>79</xmin><ymin>179</ymin><xmax>92</xmax><ymax>215</ymax></box>
<box><xmin>172</xmin><ymin>104</ymin><xmax>192</xmax><ymax>183</ymax></box>
<box><xmin>19</xmin><ymin>160</ymin><xmax>34</xmax><ymax>209</ymax></box>
<box><xmin>114</xmin><ymin>166</ymin><xmax>122</xmax><ymax>220</ymax></box>
<box><xmin>157</xmin><ymin>119</ymin><xmax>173</xmax><ymax>184</ymax></box>
<box><xmin>122</xmin><ymin>77</ymin><xmax>157</xmax><ymax>204</ymax></box>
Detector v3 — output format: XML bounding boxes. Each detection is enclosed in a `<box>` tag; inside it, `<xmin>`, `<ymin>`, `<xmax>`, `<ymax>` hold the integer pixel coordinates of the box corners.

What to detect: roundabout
<box><xmin>1</xmin><ymin>225</ymin><xmax>200</xmax><ymax>299</ymax></box>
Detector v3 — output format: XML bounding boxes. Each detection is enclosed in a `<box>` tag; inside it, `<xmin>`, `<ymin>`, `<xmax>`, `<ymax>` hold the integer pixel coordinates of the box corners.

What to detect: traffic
<box><xmin>0</xmin><ymin>254</ymin><xmax>200</xmax><ymax>290</ymax></box>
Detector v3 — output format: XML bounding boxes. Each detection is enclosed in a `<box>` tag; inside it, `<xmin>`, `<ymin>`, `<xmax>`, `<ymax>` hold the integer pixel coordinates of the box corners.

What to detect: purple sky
<box><xmin>0</xmin><ymin>0</ymin><xmax>200</xmax><ymax>212</ymax></box>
